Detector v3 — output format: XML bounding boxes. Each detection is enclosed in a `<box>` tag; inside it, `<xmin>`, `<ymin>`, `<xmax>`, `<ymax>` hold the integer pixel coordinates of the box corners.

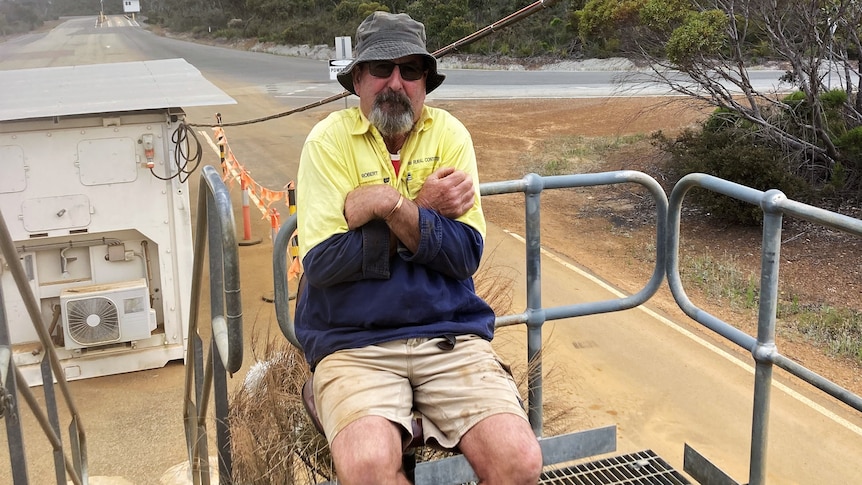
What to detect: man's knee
<box><xmin>460</xmin><ymin>413</ymin><xmax>543</xmax><ymax>484</ymax></box>
<box><xmin>329</xmin><ymin>416</ymin><xmax>408</xmax><ymax>484</ymax></box>
<box><xmin>490</xmin><ymin>430</ymin><xmax>542</xmax><ymax>484</ymax></box>
<box><xmin>510</xmin><ymin>435</ymin><xmax>543</xmax><ymax>483</ymax></box>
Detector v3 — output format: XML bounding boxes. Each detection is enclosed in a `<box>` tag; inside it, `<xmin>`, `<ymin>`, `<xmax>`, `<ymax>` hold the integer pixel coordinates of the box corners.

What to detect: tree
<box><xmin>334</xmin><ymin>1</ymin><xmax>391</xmax><ymax>25</ymax></box>
<box><xmin>582</xmin><ymin>0</ymin><xmax>862</xmax><ymax>197</ymax></box>
<box><xmin>405</xmin><ymin>0</ymin><xmax>476</xmax><ymax>50</ymax></box>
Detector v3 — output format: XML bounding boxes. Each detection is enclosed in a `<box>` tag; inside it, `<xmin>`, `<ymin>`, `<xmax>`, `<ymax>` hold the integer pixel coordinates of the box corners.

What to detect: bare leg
<box><xmin>329</xmin><ymin>415</ymin><xmax>411</xmax><ymax>485</ymax></box>
<box><xmin>458</xmin><ymin>413</ymin><xmax>543</xmax><ymax>485</ymax></box>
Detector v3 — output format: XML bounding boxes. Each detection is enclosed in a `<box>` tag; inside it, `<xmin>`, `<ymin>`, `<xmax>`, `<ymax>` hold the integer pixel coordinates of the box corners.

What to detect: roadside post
<box><xmin>330</xmin><ymin>36</ymin><xmax>353</xmax><ymax>108</ymax></box>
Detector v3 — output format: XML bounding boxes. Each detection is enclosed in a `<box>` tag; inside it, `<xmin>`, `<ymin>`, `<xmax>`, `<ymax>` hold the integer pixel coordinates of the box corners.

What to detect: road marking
<box><xmin>272</xmin><ymin>87</ymin><xmax>330</xmax><ymax>98</ymax></box>
<box><xmin>503</xmin><ymin>229</ymin><xmax>862</xmax><ymax>438</ymax></box>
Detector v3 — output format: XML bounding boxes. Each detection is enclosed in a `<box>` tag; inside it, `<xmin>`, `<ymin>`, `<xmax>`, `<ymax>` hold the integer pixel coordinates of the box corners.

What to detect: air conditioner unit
<box><xmin>61</xmin><ymin>279</ymin><xmax>156</xmax><ymax>350</ymax></box>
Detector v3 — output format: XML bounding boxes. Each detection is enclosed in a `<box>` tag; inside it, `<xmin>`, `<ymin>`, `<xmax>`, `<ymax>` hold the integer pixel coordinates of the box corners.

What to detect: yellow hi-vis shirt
<box><xmin>297</xmin><ymin>105</ymin><xmax>486</xmax><ymax>259</ymax></box>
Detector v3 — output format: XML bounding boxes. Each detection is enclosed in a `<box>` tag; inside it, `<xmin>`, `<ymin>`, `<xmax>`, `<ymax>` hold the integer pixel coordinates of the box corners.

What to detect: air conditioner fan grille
<box><xmin>66</xmin><ymin>296</ymin><xmax>121</xmax><ymax>345</ymax></box>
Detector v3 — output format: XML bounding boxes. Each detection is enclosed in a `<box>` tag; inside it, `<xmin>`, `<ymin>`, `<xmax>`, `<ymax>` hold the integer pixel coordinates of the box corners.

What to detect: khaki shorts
<box><xmin>312</xmin><ymin>334</ymin><xmax>527</xmax><ymax>449</ymax></box>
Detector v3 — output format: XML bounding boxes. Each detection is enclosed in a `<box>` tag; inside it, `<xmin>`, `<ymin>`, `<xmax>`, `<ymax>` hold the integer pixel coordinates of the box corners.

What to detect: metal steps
<box><xmin>541</xmin><ymin>449</ymin><xmax>690</xmax><ymax>485</ymax></box>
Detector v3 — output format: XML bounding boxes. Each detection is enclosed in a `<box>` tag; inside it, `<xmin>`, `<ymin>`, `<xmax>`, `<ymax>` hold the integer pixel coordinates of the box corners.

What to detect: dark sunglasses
<box><xmin>365</xmin><ymin>61</ymin><xmax>427</xmax><ymax>81</ymax></box>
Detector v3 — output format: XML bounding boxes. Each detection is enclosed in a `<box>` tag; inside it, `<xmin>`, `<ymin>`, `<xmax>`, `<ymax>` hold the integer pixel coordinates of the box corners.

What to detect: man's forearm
<box><xmin>383</xmin><ymin>195</ymin><xmax>421</xmax><ymax>253</ymax></box>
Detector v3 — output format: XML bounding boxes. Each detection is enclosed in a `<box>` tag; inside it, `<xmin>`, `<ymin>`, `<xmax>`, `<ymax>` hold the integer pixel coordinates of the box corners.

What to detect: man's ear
<box><xmin>352</xmin><ymin>66</ymin><xmax>363</xmax><ymax>88</ymax></box>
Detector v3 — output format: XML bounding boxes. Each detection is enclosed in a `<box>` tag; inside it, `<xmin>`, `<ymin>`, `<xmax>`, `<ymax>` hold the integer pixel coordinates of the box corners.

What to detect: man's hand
<box><xmin>344</xmin><ymin>184</ymin><xmax>400</xmax><ymax>230</ymax></box>
<box><xmin>413</xmin><ymin>167</ymin><xmax>475</xmax><ymax>219</ymax></box>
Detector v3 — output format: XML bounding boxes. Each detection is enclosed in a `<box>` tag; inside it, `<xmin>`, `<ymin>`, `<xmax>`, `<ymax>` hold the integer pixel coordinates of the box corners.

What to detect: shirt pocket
<box><xmin>404</xmin><ymin>162</ymin><xmax>437</xmax><ymax>199</ymax></box>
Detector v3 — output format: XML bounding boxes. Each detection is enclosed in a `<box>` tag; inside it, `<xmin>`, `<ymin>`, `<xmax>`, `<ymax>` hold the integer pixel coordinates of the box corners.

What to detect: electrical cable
<box><xmin>150</xmin><ymin>121</ymin><xmax>202</xmax><ymax>183</ymax></box>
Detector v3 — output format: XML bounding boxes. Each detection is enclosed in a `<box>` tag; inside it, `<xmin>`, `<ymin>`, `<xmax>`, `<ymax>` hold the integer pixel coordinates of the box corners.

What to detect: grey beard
<box><xmin>369</xmin><ymin>90</ymin><xmax>415</xmax><ymax>138</ymax></box>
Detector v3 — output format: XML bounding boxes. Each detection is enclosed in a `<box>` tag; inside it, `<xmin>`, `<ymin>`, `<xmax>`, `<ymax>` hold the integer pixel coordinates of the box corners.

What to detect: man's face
<box><xmin>353</xmin><ymin>55</ymin><xmax>428</xmax><ymax>138</ymax></box>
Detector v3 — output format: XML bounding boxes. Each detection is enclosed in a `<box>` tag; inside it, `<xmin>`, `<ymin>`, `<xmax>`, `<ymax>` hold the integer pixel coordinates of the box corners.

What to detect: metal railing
<box><xmin>480</xmin><ymin>171</ymin><xmax>670</xmax><ymax>433</ymax></box>
<box><xmin>666</xmin><ymin>173</ymin><xmax>862</xmax><ymax>485</ymax></box>
<box><xmin>273</xmin><ymin>171</ymin><xmax>862</xmax><ymax>485</ymax></box>
<box><xmin>182</xmin><ymin>164</ymin><xmax>245</xmax><ymax>485</ymax></box>
<box><xmin>0</xmin><ymin>204</ymin><xmax>88</xmax><ymax>484</ymax></box>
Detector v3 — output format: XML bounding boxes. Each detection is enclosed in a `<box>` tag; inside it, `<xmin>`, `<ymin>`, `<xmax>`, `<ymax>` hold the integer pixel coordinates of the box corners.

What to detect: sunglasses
<box><xmin>365</xmin><ymin>61</ymin><xmax>427</xmax><ymax>81</ymax></box>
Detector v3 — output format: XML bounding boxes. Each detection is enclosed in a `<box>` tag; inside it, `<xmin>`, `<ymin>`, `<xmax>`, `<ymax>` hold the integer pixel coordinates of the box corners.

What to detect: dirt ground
<box><xmin>427</xmin><ymin>97</ymin><xmax>862</xmax><ymax>397</ymax></box>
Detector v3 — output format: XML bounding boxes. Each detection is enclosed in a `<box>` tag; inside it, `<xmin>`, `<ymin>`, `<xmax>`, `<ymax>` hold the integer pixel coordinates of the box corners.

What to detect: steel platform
<box><xmin>540</xmin><ymin>449</ymin><xmax>691</xmax><ymax>485</ymax></box>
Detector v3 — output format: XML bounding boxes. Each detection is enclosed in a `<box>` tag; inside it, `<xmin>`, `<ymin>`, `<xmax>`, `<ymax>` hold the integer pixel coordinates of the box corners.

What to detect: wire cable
<box><xmin>150</xmin><ymin>121</ymin><xmax>203</xmax><ymax>183</ymax></box>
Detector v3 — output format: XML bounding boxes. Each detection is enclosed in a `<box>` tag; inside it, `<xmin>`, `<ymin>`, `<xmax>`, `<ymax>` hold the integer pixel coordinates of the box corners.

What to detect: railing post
<box><xmin>748</xmin><ymin>190</ymin><xmax>786</xmax><ymax>485</ymax></box>
<box><xmin>0</xmin><ymin>200</ymin><xmax>88</xmax><ymax>485</ymax></box>
<box><xmin>523</xmin><ymin>173</ymin><xmax>545</xmax><ymax>437</ymax></box>
<box><xmin>41</xmin><ymin>357</ymin><xmax>66</xmax><ymax>483</ymax></box>
<box><xmin>184</xmin><ymin>165</ymin><xmax>244</xmax><ymax>485</ymax></box>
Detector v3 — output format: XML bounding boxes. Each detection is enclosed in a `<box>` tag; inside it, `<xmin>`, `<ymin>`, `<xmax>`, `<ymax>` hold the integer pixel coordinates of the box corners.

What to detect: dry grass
<box><xmin>229</xmin><ymin>335</ymin><xmax>333</xmax><ymax>484</ymax></box>
<box><xmin>229</xmin><ymin>258</ymin><xmax>575</xmax><ymax>483</ymax></box>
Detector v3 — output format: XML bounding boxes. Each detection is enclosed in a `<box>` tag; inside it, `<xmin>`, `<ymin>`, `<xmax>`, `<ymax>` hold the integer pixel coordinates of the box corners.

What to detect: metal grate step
<box><xmin>540</xmin><ymin>449</ymin><xmax>691</xmax><ymax>485</ymax></box>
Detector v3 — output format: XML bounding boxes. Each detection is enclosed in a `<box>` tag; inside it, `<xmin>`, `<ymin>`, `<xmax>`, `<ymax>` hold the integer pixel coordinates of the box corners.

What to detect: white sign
<box><xmin>123</xmin><ymin>0</ymin><xmax>140</xmax><ymax>13</ymax></box>
<box><xmin>329</xmin><ymin>59</ymin><xmax>352</xmax><ymax>81</ymax></box>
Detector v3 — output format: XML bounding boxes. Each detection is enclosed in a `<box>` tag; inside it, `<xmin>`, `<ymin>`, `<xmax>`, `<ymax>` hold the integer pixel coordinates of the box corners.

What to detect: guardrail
<box><xmin>273</xmin><ymin>171</ymin><xmax>862</xmax><ymax>485</ymax></box>
<box><xmin>182</xmin><ymin>164</ymin><xmax>244</xmax><ymax>485</ymax></box>
<box><xmin>666</xmin><ymin>173</ymin><xmax>862</xmax><ymax>485</ymax></box>
<box><xmin>0</xmin><ymin>205</ymin><xmax>88</xmax><ymax>484</ymax></box>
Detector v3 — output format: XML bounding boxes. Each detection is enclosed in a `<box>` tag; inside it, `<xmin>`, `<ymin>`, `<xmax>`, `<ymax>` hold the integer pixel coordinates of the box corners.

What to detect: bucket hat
<box><xmin>337</xmin><ymin>12</ymin><xmax>445</xmax><ymax>95</ymax></box>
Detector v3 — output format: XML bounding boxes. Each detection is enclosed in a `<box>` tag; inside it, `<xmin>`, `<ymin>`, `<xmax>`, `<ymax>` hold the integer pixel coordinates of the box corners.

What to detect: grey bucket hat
<box><xmin>337</xmin><ymin>12</ymin><xmax>445</xmax><ymax>95</ymax></box>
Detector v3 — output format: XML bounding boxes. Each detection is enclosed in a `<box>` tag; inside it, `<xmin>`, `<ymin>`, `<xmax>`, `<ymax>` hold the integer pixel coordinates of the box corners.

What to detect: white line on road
<box><xmin>503</xmin><ymin>229</ymin><xmax>862</xmax><ymax>438</ymax></box>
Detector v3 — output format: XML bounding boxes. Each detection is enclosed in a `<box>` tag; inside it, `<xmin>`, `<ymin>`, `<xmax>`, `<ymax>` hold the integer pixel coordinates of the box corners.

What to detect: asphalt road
<box><xmin>1</xmin><ymin>15</ymin><xmax>860</xmax><ymax>485</ymax></box>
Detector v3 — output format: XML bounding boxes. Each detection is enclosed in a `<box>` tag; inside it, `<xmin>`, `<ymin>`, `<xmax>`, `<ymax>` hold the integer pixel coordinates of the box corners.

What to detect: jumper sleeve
<box><xmin>398</xmin><ymin>208</ymin><xmax>483</xmax><ymax>280</ymax></box>
<box><xmin>302</xmin><ymin>220</ymin><xmax>392</xmax><ymax>287</ymax></box>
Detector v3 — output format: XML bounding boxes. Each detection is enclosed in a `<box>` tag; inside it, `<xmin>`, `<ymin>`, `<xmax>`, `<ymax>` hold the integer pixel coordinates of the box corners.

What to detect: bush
<box><xmin>820</xmin><ymin>88</ymin><xmax>848</xmax><ymax>110</ymax></box>
<box><xmin>835</xmin><ymin>126</ymin><xmax>862</xmax><ymax>162</ymax></box>
<box><xmin>655</xmin><ymin>123</ymin><xmax>811</xmax><ymax>225</ymax></box>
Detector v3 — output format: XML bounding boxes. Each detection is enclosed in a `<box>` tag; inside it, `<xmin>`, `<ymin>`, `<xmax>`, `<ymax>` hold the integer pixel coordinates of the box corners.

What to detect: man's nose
<box><xmin>384</xmin><ymin>67</ymin><xmax>406</xmax><ymax>89</ymax></box>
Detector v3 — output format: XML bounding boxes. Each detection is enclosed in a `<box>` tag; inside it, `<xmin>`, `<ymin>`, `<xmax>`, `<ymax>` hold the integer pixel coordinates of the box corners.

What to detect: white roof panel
<box><xmin>0</xmin><ymin>58</ymin><xmax>236</xmax><ymax>122</ymax></box>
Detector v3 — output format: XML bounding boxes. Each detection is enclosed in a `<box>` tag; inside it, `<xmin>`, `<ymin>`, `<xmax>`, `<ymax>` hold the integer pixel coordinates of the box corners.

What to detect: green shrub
<box><xmin>656</xmin><ymin>126</ymin><xmax>811</xmax><ymax>225</ymax></box>
<box><xmin>781</xmin><ymin>304</ymin><xmax>862</xmax><ymax>362</ymax></box>
<box><xmin>703</xmin><ymin>107</ymin><xmax>751</xmax><ymax>131</ymax></box>
<box><xmin>820</xmin><ymin>88</ymin><xmax>848</xmax><ymax>110</ymax></box>
<box><xmin>835</xmin><ymin>126</ymin><xmax>862</xmax><ymax>161</ymax></box>
<box><xmin>781</xmin><ymin>90</ymin><xmax>808</xmax><ymax>117</ymax></box>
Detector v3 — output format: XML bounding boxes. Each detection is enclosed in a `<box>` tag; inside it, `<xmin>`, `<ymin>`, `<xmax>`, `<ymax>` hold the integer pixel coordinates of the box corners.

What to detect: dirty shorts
<box><xmin>312</xmin><ymin>334</ymin><xmax>527</xmax><ymax>449</ymax></box>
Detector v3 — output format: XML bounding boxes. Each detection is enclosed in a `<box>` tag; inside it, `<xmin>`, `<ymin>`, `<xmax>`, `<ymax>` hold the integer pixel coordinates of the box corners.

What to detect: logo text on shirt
<box><xmin>408</xmin><ymin>156</ymin><xmax>440</xmax><ymax>166</ymax></box>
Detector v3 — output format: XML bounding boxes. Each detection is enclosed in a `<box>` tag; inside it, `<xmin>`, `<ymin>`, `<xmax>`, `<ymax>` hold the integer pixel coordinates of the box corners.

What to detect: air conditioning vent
<box><xmin>61</xmin><ymin>279</ymin><xmax>155</xmax><ymax>350</ymax></box>
<box><xmin>65</xmin><ymin>296</ymin><xmax>121</xmax><ymax>345</ymax></box>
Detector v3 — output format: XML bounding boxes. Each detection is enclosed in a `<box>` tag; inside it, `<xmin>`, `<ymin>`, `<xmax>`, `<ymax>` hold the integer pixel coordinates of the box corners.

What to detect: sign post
<box><xmin>329</xmin><ymin>36</ymin><xmax>353</xmax><ymax>81</ymax></box>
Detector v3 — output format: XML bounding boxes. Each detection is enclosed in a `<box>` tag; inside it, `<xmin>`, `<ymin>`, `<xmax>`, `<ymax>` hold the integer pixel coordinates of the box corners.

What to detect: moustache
<box><xmin>374</xmin><ymin>89</ymin><xmax>412</xmax><ymax>111</ymax></box>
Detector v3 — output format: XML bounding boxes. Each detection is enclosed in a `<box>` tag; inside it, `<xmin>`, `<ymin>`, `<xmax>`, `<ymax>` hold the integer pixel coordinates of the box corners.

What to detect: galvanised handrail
<box><xmin>273</xmin><ymin>217</ymin><xmax>301</xmax><ymax>351</ymax></box>
<box><xmin>274</xmin><ymin>171</ymin><xmax>670</xmax><ymax>436</ymax></box>
<box><xmin>183</xmin><ymin>164</ymin><xmax>244</xmax><ymax>485</ymax></box>
<box><xmin>0</xmin><ymin>206</ymin><xmax>87</xmax><ymax>484</ymax></box>
<box><xmin>479</xmin><ymin>171</ymin><xmax>669</xmax><ymax>434</ymax></box>
<box><xmin>273</xmin><ymin>170</ymin><xmax>862</xmax><ymax>485</ymax></box>
<box><xmin>666</xmin><ymin>173</ymin><xmax>862</xmax><ymax>485</ymax></box>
